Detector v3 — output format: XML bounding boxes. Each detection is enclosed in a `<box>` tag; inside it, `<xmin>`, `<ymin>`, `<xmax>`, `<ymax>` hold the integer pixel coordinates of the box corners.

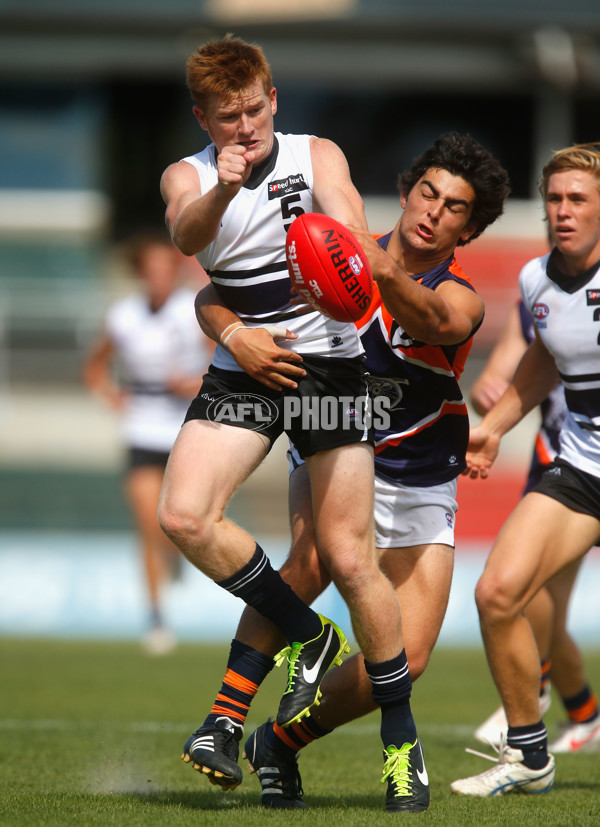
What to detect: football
<box><xmin>286</xmin><ymin>212</ymin><xmax>373</xmax><ymax>322</ymax></box>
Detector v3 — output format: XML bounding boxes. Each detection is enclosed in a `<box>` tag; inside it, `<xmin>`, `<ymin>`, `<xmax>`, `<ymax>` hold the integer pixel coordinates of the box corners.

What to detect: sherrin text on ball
<box><xmin>286</xmin><ymin>213</ymin><xmax>373</xmax><ymax>322</ymax></box>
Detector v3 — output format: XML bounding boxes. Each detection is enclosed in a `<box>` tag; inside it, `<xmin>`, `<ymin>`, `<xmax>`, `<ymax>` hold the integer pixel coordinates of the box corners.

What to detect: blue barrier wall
<box><xmin>2</xmin><ymin>531</ymin><xmax>599</xmax><ymax>647</ymax></box>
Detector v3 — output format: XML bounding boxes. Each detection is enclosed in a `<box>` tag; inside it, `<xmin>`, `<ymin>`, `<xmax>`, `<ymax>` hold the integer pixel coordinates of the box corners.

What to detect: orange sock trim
<box><xmin>568</xmin><ymin>692</ymin><xmax>599</xmax><ymax>723</ymax></box>
<box><xmin>210</xmin><ymin>703</ymin><xmax>247</xmax><ymax>722</ymax></box>
<box><xmin>273</xmin><ymin>721</ymin><xmax>300</xmax><ymax>751</ymax></box>
<box><xmin>223</xmin><ymin>668</ymin><xmax>260</xmax><ymax>695</ymax></box>
<box><xmin>540</xmin><ymin>658</ymin><xmax>552</xmax><ymax>690</ymax></box>
<box><xmin>289</xmin><ymin>720</ymin><xmax>319</xmax><ymax>747</ymax></box>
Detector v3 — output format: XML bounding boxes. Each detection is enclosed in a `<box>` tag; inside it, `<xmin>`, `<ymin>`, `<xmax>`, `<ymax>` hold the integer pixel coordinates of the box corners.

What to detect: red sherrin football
<box><xmin>286</xmin><ymin>213</ymin><xmax>373</xmax><ymax>322</ymax></box>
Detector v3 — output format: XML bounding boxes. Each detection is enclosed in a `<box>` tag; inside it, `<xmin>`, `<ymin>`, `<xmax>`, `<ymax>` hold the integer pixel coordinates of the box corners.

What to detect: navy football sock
<box><xmin>203</xmin><ymin>639</ymin><xmax>274</xmax><ymax>729</ymax></box>
<box><xmin>216</xmin><ymin>544</ymin><xmax>322</xmax><ymax>643</ymax></box>
<box><xmin>365</xmin><ymin>649</ymin><xmax>417</xmax><ymax>748</ymax></box>
<box><xmin>507</xmin><ymin>722</ymin><xmax>549</xmax><ymax>769</ymax></box>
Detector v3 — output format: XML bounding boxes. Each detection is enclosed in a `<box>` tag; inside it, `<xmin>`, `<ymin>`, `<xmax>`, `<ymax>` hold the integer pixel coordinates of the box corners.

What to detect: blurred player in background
<box><xmin>83</xmin><ymin>230</ymin><xmax>212</xmax><ymax>654</ymax></box>
<box><xmin>451</xmin><ymin>142</ymin><xmax>600</xmax><ymax>798</ymax></box>
<box><xmin>194</xmin><ymin>132</ymin><xmax>510</xmax><ymax>811</ymax></box>
<box><xmin>470</xmin><ymin>299</ymin><xmax>600</xmax><ymax>753</ymax></box>
<box><xmin>158</xmin><ymin>33</ymin><xmax>418</xmax><ymax>806</ymax></box>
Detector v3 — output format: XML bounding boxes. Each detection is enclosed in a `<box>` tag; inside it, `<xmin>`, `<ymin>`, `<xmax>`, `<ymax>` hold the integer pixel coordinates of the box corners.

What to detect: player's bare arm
<box><xmin>82</xmin><ymin>333</ymin><xmax>125</xmax><ymax>411</ymax></box>
<box><xmin>310</xmin><ymin>137</ymin><xmax>368</xmax><ymax>231</ymax></box>
<box><xmin>465</xmin><ymin>335</ymin><xmax>560</xmax><ymax>479</ymax></box>
<box><xmin>161</xmin><ymin>157</ymin><xmax>239</xmax><ymax>256</ymax></box>
<box><xmin>194</xmin><ymin>284</ymin><xmax>306</xmax><ymax>391</ymax></box>
<box><xmin>470</xmin><ymin>303</ymin><xmax>528</xmax><ymax>416</ymax></box>
<box><xmin>355</xmin><ymin>230</ymin><xmax>484</xmax><ymax>345</ymax></box>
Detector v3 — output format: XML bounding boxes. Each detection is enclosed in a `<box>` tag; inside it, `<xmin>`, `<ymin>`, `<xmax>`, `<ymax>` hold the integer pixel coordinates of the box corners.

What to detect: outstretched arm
<box><xmin>354</xmin><ymin>229</ymin><xmax>484</xmax><ymax>346</ymax></box>
<box><xmin>464</xmin><ymin>333</ymin><xmax>560</xmax><ymax>479</ymax></box>
<box><xmin>470</xmin><ymin>303</ymin><xmax>528</xmax><ymax>416</ymax></box>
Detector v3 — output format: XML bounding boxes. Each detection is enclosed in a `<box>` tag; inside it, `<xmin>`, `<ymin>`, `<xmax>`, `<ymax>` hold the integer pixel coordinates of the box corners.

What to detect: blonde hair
<box><xmin>539</xmin><ymin>142</ymin><xmax>600</xmax><ymax>199</ymax></box>
<box><xmin>186</xmin><ymin>34</ymin><xmax>272</xmax><ymax>109</ymax></box>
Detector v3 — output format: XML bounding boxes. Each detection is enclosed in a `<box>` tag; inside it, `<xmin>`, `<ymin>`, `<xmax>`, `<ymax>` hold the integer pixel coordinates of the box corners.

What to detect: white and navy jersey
<box><xmin>181</xmin><ymin>132</ymin><xmax>362</xmax><ymax>371</ymax></box>
<box><xmin>105</xmin><ymin>288</ymin><xmax>211</xmax><ymax>452</ymax></box>
<box><xmin>519</xmin><ymin>251</ymin><xmax>600</xmax><ymax>478</ymax></box>
<box><xmin>357</xmin><ymin>233</ymin><xmax>480</xmax><ymax>487</ymax></box>
<box><xmin>518</xmin><ymin>299</ymin><xmax>566</xmax><ymax>491</ymax></box>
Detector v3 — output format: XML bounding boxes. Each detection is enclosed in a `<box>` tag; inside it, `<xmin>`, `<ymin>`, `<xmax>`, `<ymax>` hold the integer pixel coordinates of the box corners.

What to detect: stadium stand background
<box><xmin>1</xmin><ymin>0</ymin><xmax>599</xmax><ymax>533</ymax></box>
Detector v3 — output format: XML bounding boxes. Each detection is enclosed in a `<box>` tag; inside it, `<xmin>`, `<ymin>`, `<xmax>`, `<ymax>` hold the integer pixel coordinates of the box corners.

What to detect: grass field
<box><xmin>2</xmin><ymin>638</ymin><xmax>599</xmax><ymax>826</ymax></box>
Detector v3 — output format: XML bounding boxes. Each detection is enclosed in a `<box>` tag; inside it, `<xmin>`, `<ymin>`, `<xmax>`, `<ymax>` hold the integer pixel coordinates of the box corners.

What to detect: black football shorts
<box><xmin>532</xmin><ymin>457</ymin><xmax>600</xmax><ymax>526</ymax></box>
<box><xmin>184</xmin><ymin>354</ymin><xmax>374</xmax><ymax>458</ymax></box>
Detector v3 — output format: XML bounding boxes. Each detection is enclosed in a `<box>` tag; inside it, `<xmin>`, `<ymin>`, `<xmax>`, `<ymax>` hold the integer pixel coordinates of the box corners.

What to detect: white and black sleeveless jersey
<box><xmin>106</xmin><ymin>288</ymin><xmax>211</xmax><ymax>451</ymax></box>
<box><xmin>519</xmin><ymin>251</ymin><xmax>600</xmax><ymax>478</ymax></box>
<box><xmin>181</xmin><ymin>132</ymin><xmax>363</xmax><ymax>371</ymax></box>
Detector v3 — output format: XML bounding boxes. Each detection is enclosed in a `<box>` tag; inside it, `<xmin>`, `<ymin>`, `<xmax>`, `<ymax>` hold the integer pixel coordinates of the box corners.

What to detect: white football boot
<box><xmin>451</xmin><ymin>737</ymin><xmax>555</xmax><ymax>797</ymax></box>
<box><xmin>548</xmin><ymin>717</ymin><xmax>600</xmax><ymax>753</ymax></box>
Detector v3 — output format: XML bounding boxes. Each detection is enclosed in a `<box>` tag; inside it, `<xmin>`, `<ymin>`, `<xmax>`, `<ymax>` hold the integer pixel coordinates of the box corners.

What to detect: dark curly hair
<box><xmin>398</xmin><ymin>132</ymin><xmax>511</xmax><ymax>245</ymax></box>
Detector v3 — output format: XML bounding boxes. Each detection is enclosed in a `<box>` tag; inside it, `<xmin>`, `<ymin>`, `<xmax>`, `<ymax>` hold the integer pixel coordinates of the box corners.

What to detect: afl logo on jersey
<box><xmin>533</xmin><ymin>303</ymin><xmax>549</xmax><ymax>328</ymax></box>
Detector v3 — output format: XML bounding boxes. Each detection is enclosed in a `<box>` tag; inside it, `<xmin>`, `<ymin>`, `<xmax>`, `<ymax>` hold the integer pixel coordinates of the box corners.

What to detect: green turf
<box><xmin>1</xmin><ymin>638</ymin><xmax>599</xmax><ymax>825</ymax></box>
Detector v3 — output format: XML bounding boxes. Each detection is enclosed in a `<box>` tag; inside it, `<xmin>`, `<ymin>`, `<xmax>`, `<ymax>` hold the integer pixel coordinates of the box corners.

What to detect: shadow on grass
<box><xmin>129</xmin><ymin>789</ymin><xmax>383</xmax><ymax>812</ymax></box>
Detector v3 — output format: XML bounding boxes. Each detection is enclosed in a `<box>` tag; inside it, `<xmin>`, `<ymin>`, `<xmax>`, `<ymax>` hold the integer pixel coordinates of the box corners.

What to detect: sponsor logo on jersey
<box><xmin>586</xmin><ymin>289</ymin><xmax>600</xmax><ymax>305</ymax></box>
<box><xmin>533</xmin><ymin>303</ymin><xmax>549</xmax><ymax>328</ymax></box>
<box><xmin>268</xmin><ymin>174</ymin><xmax>308</xmax><ymax>198</ymax></box>
<box><xmin>445</xmin><ymin>512</ymin><xmax>454</xmax><ymax>529</ymax></box>
<box><xmin>331</xmin><ymin>335</ymin><xmax>343</xmax><ymax>348</ymax></box>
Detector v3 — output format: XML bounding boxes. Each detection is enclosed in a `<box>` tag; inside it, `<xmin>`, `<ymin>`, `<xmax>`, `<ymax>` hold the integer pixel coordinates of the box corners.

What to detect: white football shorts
<box><xmin>287</xmin><ymin>444</ymin><xmax>458</xmax><ymax>549</ymax></box>
<box><xmin>373</xmin><ymin>474</ymin><xmax>457</xmax><ymax>549</ymax></box>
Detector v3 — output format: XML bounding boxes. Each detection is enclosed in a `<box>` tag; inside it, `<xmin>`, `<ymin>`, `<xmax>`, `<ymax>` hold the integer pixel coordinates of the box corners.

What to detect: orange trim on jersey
<box><xmin>448</xmin><ymin>258</ymin><xmax>474</xmax><ymax>287</ymax></box>
<box><xmin>374</xmin><ymin>399</ymin><xmax>468</xmax><ymax>452</ymax></box>
<box><xmin>273</xmin><ymin>721</ymin><xmax>299</xmax><ymax>751</ymax></box>
<box><xmin>356</xmin><ymin>257</ymin><xmax>474</xmax><ymax>380</ymax></box>
<box><xmin>534</xmin><ymin>432</ymin><xmax>556</xmax><ymax>466</ymax></box>
<box><xmin>568</xmin><ymin>693</ymin><xmax>599</xmax><ymax>723</ymax></box>
<box><xmin>223</xmin><ymin>668</ymin><xmax>260</xmax><ymax>696</ymax></box>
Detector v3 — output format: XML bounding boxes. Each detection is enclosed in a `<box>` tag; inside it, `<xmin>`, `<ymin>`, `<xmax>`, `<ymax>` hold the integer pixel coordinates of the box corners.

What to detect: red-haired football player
<box><xmin>194</xmin><ymin>131</ymin><xmax>509</xmax><ymax>811</ymax></box>
<box><xmin>159</xmin><ymin>34</ymin><xmax>427</xmax><ymax>812</ymax></box>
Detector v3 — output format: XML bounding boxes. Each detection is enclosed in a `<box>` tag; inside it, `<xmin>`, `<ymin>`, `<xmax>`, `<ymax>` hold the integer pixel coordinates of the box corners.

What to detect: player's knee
<box><xmin>158</xmin><ymin>501</ymin><xmax>210</xmax><ymax>550</ymax></box>
<box><xmin>327</xmin><ymin>551</ymin><xmax>371</xmax><ymax>597</ymax></box>
<box><xmin>475</xmin><ymin>573</ymin><xmax>518</xmax><ymax>624</ymax></box>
